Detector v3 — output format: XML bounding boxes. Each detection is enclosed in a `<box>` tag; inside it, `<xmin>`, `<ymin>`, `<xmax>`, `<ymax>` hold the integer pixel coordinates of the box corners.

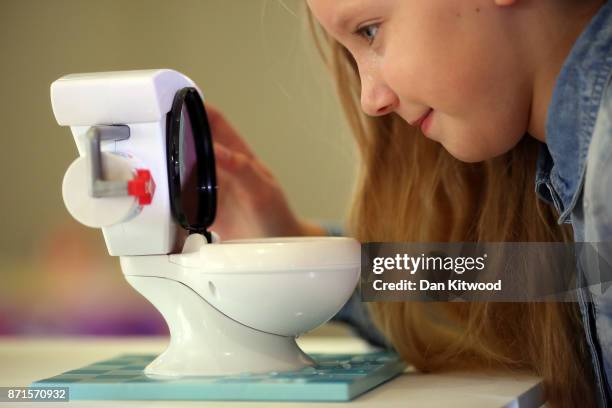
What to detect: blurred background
<box><xmin>0</xmin><ymin>0</ymin><xmax>355</xmax><ymax>335</ymax></box>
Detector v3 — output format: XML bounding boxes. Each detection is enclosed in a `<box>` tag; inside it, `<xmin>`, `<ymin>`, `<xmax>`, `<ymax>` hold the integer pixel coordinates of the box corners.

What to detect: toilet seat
<box><xmin>170</xmin><ymin>235</ymin><xmax>359</xmax><ymax>271</ymax></box>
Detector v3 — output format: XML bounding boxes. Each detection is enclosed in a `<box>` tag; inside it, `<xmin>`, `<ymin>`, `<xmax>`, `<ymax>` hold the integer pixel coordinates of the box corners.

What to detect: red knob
<box><xmin>127</xmin><ymin>169</ymin><xmax>155</xmax><ymax>205</ymax></box>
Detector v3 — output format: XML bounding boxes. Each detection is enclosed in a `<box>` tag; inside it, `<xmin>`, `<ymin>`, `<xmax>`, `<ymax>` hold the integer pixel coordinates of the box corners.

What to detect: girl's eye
<box><xmin>355</xmin><ymin>23</ymin><xmax>380</xmax><ymax>45</ymax></box>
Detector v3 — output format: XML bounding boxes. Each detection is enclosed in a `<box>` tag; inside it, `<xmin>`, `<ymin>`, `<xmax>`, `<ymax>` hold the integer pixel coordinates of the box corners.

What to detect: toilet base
<box><xmin>125</xmin><ymin>275</ymin><xmax>315</xmax><ymax>377</ymax></box>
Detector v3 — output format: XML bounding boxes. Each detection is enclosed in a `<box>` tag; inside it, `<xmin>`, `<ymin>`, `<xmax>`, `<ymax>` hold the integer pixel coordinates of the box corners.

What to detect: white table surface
<box><xmin>0</xmin><ymin>333</ymin><xmax>544</xmax><ymax>407</ymax></box>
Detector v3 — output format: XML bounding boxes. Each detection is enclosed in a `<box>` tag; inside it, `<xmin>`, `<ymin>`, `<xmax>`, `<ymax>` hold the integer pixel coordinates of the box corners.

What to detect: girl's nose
<box><xmin>360</xmin><ymin>77</ymin><xmax>399</xmax><ymax>117</ymax></box>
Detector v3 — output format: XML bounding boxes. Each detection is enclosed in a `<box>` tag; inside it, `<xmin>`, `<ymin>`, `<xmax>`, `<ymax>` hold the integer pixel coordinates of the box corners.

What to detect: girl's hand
<box><xmin>206</xmin><ymin>105</ymin><xmax>326</xmax><ymax>240</ymax></box>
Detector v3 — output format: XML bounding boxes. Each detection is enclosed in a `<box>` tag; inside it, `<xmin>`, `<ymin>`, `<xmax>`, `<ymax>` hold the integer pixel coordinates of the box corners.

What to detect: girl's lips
<box><xmin>419</xmin><ymin>109</ymin><xmax>434</xmax><ymax>134</ymax></box>
<box><xmin>411</xmin><ymin>108</ymin><xmax>433</xmax><ymax>129</ymax></box>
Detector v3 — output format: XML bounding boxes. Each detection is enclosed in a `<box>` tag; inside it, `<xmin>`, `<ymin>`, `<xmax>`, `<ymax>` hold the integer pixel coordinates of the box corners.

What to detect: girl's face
<box><xmin>307</xmin><ymin>0</ymin><xmax>533</xmax><ymax>162</ymax></box>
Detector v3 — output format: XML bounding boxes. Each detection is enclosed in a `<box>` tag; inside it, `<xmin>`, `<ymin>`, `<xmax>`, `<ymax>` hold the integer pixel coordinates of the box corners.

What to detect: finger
<box><xmin>213</xmin><ymin>166</ymin><xmax>234</xmax><ymax>204</ymax></box>
<box><xmin>213</xmin><ymin>142</ymin><xmax>272</xmax><ymax>196</ymax></box>
<box><xmin>214</xmin><ymin>142</ymin><xmax>275</xmax><ymax>183</ymax></box>
<box><xmin>214</xmin><ymin>163</ymin><xmax>233</xmax><ymax>191</ymax></box>
<box><xmin>205</xmin><ymin>104</ymin><xmax>257</xmax><ymax>160</ymax></box>
<box><xmin>213</xmin><ymin>141</ymin><xmax>233</xmax><ymax>168</ymax></box>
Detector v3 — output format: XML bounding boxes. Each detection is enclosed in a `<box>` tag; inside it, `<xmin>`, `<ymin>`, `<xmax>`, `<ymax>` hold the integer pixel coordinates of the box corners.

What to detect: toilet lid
<box><xmin>198</xmin><ymin>236</ymin><xmax>360</xmax><ymax>273</ymax></box>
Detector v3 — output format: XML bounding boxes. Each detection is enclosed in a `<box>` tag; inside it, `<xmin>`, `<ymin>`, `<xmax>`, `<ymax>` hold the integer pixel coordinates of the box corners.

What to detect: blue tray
<box><xmin>31</xmin><ymin>351</ymin><xmax>405</xmax><ymax>401</ymax></box>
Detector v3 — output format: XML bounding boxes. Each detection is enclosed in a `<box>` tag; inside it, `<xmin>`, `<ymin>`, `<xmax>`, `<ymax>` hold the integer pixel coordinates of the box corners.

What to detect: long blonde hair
<box><xmin>307</xmin><ymin>12</ymin><xmax>596</xmax><ymax>408</ymax></box>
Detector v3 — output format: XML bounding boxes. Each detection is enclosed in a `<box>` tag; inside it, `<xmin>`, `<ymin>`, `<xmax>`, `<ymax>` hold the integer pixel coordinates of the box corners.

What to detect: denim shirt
<box><xmin>534</xmin><ymin>1</ymin><xmax>612</xmax><ymax>405</ymax></box>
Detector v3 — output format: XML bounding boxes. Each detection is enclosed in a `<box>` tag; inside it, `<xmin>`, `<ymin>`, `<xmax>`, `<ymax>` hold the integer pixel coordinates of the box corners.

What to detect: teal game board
<box><xmin>31</xmin><ymin>351</ymin><xmax>405</xmax><ymax>401</ymax></box>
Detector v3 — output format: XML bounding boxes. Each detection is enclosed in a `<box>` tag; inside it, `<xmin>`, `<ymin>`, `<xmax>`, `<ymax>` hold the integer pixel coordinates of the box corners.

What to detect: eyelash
<box><xmin>355</xmin><ymin>23</ymin><xmax>380</xmax><ymax>45</ymax></box>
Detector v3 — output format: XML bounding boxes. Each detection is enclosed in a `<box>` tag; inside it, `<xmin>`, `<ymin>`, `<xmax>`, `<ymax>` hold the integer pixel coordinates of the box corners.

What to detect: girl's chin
<box><xmin>443</xmin><ymin>140</ymin><xmax>494</xmax><ymax>163</ymax></box>
<box><xmin>447</xmin><ymin>142</ymin><xmax>515</xmax><ymax>163</ymax></box>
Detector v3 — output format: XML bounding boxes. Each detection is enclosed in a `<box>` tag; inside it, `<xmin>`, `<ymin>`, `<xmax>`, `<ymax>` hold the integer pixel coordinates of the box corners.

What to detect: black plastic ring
<box><xmin>166</xmin><ymin>87</ymin><xmax>217</xmax><ymax>239</ymax></box>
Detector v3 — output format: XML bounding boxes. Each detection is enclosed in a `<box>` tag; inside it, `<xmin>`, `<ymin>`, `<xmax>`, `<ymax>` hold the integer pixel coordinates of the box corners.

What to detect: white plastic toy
<box><xmin>51</xmin><ymin>69</ymin><xmax>360</xmax><ymax>377</ymax></box>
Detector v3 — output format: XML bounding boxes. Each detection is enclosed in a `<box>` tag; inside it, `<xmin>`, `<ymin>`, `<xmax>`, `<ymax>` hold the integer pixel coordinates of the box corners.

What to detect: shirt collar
<box><xmin>535</xmin><ymin>1</ymin><xmax>612</xmax><ymax>223</ymax></box>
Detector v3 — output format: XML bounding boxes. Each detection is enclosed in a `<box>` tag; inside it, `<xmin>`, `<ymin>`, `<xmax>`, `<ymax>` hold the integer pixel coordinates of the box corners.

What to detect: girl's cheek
<box><xmin>382</xmin><ymin>25</ymin><xmax>465</xmax><ymax>111</ymax></box>
<box><xmin>382</xmin><ymin>9</ymin><xmax>507</xmax><ymax>119</ymax></box>
<box><xmin>380</xmin><ymin>39</ymin><xmax>431</xmax><ymax>105</ymax></box>
<box><xmin>380</xmin><ymin>58</ymin><xmax>415</xmax><ymax>103</ymax></box>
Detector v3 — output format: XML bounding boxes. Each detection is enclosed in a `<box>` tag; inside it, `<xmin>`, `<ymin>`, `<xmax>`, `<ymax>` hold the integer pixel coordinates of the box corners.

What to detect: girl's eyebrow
<box><xmin>330</xmin><ymin>3</ymin><xmax>362</xmax><ymax>31</ymax></box>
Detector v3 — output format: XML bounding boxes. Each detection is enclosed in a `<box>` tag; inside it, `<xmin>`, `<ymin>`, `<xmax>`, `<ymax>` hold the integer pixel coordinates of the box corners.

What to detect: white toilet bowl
<box><xmin>120</xmin><ymin>234</ymin><xmax>360</xmax><ymax>377</ymax></box>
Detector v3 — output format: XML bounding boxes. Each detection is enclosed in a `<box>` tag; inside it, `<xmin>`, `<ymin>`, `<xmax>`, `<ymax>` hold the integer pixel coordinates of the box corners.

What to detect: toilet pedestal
<box><xmin>125</xmin><ymin>275</ymin><xmax>315</xmax><ymax>377</ymax></box>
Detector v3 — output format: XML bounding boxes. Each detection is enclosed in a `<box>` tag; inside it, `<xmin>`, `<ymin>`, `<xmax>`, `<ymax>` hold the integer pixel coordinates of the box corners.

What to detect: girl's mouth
<box><xmin>411</xmin><ymin>108</ymin><xmax>433</xmax><ymax>133</ymax></box>
<box><xmin>419</xmin><ymin>109</ymin><xmax>434</xmax><ymax>134</ymax></box>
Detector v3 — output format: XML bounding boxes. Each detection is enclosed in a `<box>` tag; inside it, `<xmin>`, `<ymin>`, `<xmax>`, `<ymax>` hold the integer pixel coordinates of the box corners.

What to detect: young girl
<box><xmin>209</xmin><ymin>1</ymin><xmax>611</xmax><ymax>406</ymax></box>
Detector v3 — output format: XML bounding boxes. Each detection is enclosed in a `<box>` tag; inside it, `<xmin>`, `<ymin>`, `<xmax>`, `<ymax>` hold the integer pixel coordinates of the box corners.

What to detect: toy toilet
<box><xmin>51</xmin><ymin>69</ymin><xmax>360</xmax><ymax>377</ymax></box>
